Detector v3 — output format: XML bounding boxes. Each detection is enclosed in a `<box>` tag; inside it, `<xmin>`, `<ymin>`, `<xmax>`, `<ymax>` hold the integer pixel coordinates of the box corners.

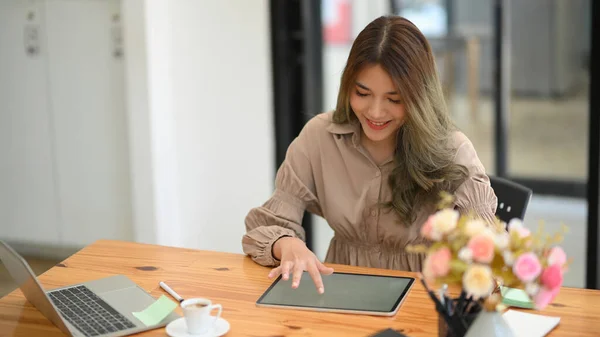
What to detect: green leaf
<box><xmin>450</xmin><ymin>260</ymin><xmax>468</xmax><ymax>273</ymax></box>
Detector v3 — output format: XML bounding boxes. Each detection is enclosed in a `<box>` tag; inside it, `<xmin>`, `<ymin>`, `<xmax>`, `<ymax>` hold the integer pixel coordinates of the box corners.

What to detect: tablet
<box><xmin>256</xmin><ymin>272</ymin><xmax>415</xmax><ymax>316</ymax></box>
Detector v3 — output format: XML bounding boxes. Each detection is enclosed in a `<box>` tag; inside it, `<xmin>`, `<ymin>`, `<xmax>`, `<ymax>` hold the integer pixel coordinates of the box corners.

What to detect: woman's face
<box><xmin>349</xmin><ymin>63</ymin><xmax>406</xmax><ymax>146</ymax></box>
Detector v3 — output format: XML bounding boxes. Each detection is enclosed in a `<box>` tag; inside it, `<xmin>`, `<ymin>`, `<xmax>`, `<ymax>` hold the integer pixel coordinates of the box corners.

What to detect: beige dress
<box><xmin>242</xmin><ymin>111</ymin><xmax>497</xmax><ymax>272</ymax></box>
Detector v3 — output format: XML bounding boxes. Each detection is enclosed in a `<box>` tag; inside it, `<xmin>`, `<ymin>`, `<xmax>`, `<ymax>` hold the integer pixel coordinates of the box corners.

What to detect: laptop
<box><xmin>0</xmin><ymin>240</ymin><xmax>180</xmax><ymax>336</ymax></box>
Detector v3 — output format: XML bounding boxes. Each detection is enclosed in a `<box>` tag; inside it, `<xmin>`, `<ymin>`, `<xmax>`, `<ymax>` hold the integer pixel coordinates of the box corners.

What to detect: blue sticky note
<box><xmin>132</xmin><ymin>295</ymin><xmax>178</xmax><ymax>326</ymax></box>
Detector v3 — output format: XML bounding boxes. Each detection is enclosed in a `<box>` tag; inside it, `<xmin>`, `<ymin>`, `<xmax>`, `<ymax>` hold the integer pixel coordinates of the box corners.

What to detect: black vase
<box><xmin>436</xmin><ymin>296</ymin><xmax>483</xmax><ymax>337</ymax></box>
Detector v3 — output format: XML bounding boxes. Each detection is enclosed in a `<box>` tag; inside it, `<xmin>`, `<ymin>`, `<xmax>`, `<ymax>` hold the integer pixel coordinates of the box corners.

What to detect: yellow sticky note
<box><xmin>501</xmin><ymin>286</ymin><xmax>534</xmax><ymax>309</ymax></box>
<box><xmin>133</xmin><ymin>295</ymin><xmax>178</xmax><ymax>326</ymax></box>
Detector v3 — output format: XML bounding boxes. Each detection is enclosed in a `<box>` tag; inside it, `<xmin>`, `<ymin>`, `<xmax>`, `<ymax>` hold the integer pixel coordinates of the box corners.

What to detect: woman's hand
<box><xmin>269</xmin><ymin>236</ymin><xmax>334</xmax><ymax>294</ymax></box>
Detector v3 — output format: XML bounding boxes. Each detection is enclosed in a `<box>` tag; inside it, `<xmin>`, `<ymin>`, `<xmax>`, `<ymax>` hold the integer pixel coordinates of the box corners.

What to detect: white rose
<box><xmin>464</xmin><ymin>219</ymin><xmax>486</xmax><ymax>237</ymax></box>
<box><xmin>526</xmin><ymin>283</ymin><xmax>540</xmax><ymax>297</ymax></box>
<box><xmin>508</xmin><ymin>218</ymin><xmax>523</xmax><ymax>230</ymax></box>
<box><xmin>458</xmin><ymin>247</ymin><xmax>473</xmax><ymax>263</ymax></box>
<box><xmin>494</xmin><ymin>232</ymin><xmax>510</xmax><ymax>250</ymax></box>
<box><xmin>432</xmin><ymin>209</ymin><xmax>460</xmax><ymax>235</ymax></box>
<box><xmin>430</xmin><ymin>231</ymin><xmax>442</xmax><ymax>241</ymax></box>
<box><xmin>508</xmin><ymin>218</ymin><xmax>531</xmax><ymax>238</ymax></box>
<box><xmin>502</xmin><ymin>251</ymin><xmax>514</xmax><ymax>266</ymax></box>
<box><xmin>463</xmin><ymin>264</ymin><xmax>494</xmax><ymax>299</ymax></box>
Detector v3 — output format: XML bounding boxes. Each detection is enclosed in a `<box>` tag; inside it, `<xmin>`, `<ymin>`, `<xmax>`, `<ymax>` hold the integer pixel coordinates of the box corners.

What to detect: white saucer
<box><xmin>166</xmin><ymin>316</ymin><xmax>230</xmax><ymax>337</ymax></box>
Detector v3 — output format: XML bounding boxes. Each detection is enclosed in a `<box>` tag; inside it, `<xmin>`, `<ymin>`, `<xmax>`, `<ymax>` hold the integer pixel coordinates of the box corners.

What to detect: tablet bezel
<box><xmin>255</xmin><ymin>271</ymin><xmax>415</xmax><ymax>317</ymax></box>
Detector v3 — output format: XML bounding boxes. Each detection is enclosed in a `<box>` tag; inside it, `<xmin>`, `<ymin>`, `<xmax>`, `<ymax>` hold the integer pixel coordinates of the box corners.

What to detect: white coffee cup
<box><xmin>180</xmin><ymin>298</ymin><xmax>223</xmax><ymax>335</ymax></box>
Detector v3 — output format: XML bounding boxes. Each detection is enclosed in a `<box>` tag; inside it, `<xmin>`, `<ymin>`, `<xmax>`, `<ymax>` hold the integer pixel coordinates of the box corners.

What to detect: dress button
<box><xmin>371</xmin><ymin>210</ymin><xmax>377</xmax><ymax>217</ymax></box>
<box><xmin>375</xmin><ymin>171</ymin><xmax>381</xmax><ymax>177</ymax></box>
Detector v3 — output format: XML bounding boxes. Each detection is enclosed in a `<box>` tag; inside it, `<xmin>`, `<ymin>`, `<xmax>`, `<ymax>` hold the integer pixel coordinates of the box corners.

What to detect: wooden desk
<box><xmin>0</xmin><ymin>240</ymin><xmax>599</xmax><ymax>336</ymax></box>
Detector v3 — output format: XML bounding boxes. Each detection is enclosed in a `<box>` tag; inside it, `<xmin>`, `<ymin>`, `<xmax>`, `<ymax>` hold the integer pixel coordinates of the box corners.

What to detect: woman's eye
<box><xmin>388</xmin><ymin>98</ymin><xmax>401</xmax><ymax>104</ymax></box>
<box><xmin>355</xmin><ymin>90</ymin><xmax>368</xmax><ymax>97</ymax></box>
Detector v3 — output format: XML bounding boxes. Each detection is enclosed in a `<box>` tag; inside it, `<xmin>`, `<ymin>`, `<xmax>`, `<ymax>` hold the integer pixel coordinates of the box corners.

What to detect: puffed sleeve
<box><xmin>452</xmin><ymin>132</ymin><xmax>498</xmax><ymax>225</ymax></box>
<box><xmin>242</xmin><ymin>124</ymin><xmax>322</xmax><ymax>267</ymax></box>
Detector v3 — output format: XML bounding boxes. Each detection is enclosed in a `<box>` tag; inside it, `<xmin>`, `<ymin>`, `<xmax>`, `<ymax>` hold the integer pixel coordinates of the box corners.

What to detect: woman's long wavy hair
<box><xmin>332</xmin><ymin>16</ymin><xmax>469</xmax><ymax>225</ymax></box>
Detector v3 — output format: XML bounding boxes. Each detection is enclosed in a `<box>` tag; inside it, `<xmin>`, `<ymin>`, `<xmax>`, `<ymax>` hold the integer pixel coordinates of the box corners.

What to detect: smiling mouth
<box><xmin>366</xmin><ymin>118</ymin><xmax>391</xmax><ymax>130</ymax></box>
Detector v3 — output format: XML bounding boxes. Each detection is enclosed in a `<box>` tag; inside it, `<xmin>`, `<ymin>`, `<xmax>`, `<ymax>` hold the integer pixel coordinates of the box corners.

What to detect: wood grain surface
<box><xmin>0</xmin><ymin>240</ymin><xmax>598</xmax><ymax>336</ymax></box>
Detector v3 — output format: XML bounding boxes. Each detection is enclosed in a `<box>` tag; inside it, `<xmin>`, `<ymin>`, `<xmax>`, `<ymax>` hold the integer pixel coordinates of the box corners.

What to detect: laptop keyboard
<box><xmin>48</xmin><ymin>285</ymin><xmax>136</xmax><ymax>337</ymax></box>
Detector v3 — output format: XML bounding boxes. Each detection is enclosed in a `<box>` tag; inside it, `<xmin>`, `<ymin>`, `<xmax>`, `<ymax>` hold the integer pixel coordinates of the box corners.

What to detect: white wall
<box><xmin>44</xmin><ymin>0</ymin><xmax>132</xmax><ymax>246</ymax></box>
<box><xmin>0</xmin><ymin>0</ymin><xmax>132</xmax><ymax>248</ymax></box>
<box><xmin>170</xmin><ymin>1</ymin><xmax>274</xmax><ymax>253</ymax></box>
<box><xmin>0</xmin><ymin>0</ymin><xmax>61</xmax><ymax>245</ymax></box>
<box><xmin>123</xmin><ymin>0</ymin><xmax>275</xmax><ymax>253</ymax></box>
<box><xmin>123</xmin><ymin>0</ymin><xmax>182</xmax><ymax>247</ymax></box>
<box><xmin>122</xmin><ymin>0</ymin><xmax>156</xmax><ymax>245</ymax></box>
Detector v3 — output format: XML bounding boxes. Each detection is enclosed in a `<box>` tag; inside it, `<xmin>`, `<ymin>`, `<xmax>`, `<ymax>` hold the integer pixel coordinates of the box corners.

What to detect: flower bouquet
<box><xmin>407</xmin><ymin>192</ymin><xmax>570</xmax><ymax>337</ymax></box>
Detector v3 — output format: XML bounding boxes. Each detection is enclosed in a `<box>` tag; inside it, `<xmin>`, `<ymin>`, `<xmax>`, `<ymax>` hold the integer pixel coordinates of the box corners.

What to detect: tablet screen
<box><xmin>256</xmin><ymin>272</ymin><xmax>415</xmax><ymax>313</ymax></box>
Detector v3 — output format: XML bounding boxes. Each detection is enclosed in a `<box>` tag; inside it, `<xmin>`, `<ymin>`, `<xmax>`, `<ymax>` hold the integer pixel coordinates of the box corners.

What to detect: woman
<box><xmin>242</xmin><ymin>16</ymin><xmax>497</xmax><ymax>294</ymax></box>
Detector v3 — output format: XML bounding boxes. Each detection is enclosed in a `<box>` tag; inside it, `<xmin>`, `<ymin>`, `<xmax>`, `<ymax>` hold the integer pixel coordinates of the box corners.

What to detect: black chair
<box><xmin>489</xmin><ymin>176</ymin><xmax>533</xmax><ymax>225</ymax></box>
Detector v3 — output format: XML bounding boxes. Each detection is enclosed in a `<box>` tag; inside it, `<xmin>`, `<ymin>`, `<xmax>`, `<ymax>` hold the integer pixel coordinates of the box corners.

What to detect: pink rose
<box><xmin>422</xmin><ymin>257</ymin><xmax>435</xmax><ymax>282</ymax></box>
<box><xmin>420</xmin><ymin>215</ymin><xmax>434</xmax><ymax>240</ymax></box>
<box><xmin>467</xmin><ymin>234</ymin><xmax>495</xmax><ymax>263</ymax></box>
<box><xmin>540</xmin><ymin>264</ymin><xmax>563</xmax><ymax>289</ymax></box>
<box><xmin>534</xmin><ymin>286</ymin><xmax>560</xmax><ymax>310</ymax></box>
<box><xmin>547</xmin><ymin>246</ymin><xmax>567</xmax><ymax>267</ymax></box>
<box><xmin>513</xmin><ymin>252</ymin><xmax>542</xmax><ymax>283</ymax></box>
<box><xmin>423</xmin><ymin>247</ymin><xmax>451</xmax><ymax>280</ymax></box>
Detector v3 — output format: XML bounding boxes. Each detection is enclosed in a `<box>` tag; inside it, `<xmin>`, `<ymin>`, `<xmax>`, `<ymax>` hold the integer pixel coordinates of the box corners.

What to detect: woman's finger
<box><xmin>317</xmin><ymin>261</ymin><xmax>334</xmax><ymax>275</ymax></box>
<box><xmin>268</xmin><ymin>266</ymin><xmax>281</xmax><ymax>279</ymax></box>
<box><xmin>281</xmin><ymin>261</ymin><xmax>293</xmax><ymax>280</ymax></box>
<box><xmin>291</xmin><ymin>262</ymin><xmax>304</xmax><ymax>289</ymax></box>
<box><xmin>306</xmin><ymin>262</ymin><xmax>325</xmax><ymax>294</ymax></box>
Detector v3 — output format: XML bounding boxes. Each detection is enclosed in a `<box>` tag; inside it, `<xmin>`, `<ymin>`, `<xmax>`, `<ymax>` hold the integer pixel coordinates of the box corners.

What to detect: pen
<box><xmin>418</xmin><ymin>274</ymin><xmax>452</xmax><ymax>327</ymax></box>
<box><xmin>441</xmin><ymin>284</ymin><xmax>451</xmax><ymax>314</ymax></box>
<box><xmin>159</xmin><ymin>281</ymin><xmax>184</xmax><ymax>303</ymax></box>
<box><xmin>457</xmin><ymin>290</ymin><xmax>466</xmax><ymax>315</ymax></box>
